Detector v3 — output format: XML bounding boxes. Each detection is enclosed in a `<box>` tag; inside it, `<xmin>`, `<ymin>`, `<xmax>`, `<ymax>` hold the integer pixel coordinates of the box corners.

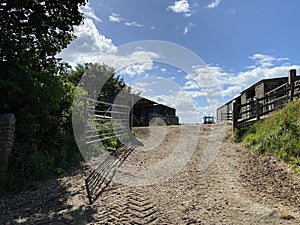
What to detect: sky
<box><xmin>57</xmin><ymin>0</ymin><xmax>300</xmax><ymax>123</ymax></box>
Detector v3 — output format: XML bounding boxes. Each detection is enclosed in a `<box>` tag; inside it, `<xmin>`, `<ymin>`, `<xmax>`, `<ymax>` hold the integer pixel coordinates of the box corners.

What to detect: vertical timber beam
<box><xmin>289</xmin><ymin>69</ymin><xmax>296</xmax><ymax>102</ymax></box>
<box><xmin>233</xmin><ymin>102</ymin><xmax>238</xmax><ymax>129</ymax></box>
<box><xmin>256</xmin><ymin>98</ymin><xmax>260</xmax><ymax>121</ymax></box>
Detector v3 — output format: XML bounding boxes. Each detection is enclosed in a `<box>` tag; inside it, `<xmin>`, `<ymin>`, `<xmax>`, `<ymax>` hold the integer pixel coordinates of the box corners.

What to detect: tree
<box><xmin>64</xmin><ymin>63</ymin><xmax>129</xmax><ymax>98</ymax></box>
<box><xmin>0</xmin><ymin>0</ymin><xmax>86</xmax><ymax>111</ymax></box>
<box><xmin>0</xmin><ymin>0</ymin><xmax>86</xmax><ymax>66</ymax></box>
<box><xmin>0</xmin><ymin>0</ymin><xmax>86</xmax><ymax>192</ymax></box>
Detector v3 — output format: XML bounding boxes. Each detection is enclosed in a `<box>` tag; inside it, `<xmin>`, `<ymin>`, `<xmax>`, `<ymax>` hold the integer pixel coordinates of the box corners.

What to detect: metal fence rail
<box><xmin>84</xmin><ymin>97</ymin><xmax>131</xmax><ymax>144</ymax></box>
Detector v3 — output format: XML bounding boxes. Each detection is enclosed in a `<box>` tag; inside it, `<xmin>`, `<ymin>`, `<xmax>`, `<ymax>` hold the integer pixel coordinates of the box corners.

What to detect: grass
<box><xmin>234</xmin><ymin>99</ymin><xmax>300</xmax><ymax>170</ymax></box>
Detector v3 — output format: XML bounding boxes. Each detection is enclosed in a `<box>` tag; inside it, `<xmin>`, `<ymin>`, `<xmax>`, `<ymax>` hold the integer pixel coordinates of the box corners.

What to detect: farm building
<box><xmin>217</xmin><ymin>69</ymin><xmax>300</xmax><ymax>122</ymax></box>
<box><xmin>216</xmin><ymin>96</ymin><xmax>240</xmax><ymax>123</ymax></box>
<box><xmin>98</xmin><ymin>94</ymin><xmax>179</xmax><ymax>127</ymax></box>
<box><xmin>131</xmin><ymin>97</ymin><xmax>179</xmax><ymax>126</ymax></box>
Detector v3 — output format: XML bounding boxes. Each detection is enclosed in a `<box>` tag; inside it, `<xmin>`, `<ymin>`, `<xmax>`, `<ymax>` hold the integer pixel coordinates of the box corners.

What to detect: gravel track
<box><xmin>1</xmin><ymin>123</ymin><xmax>299</xmax><ymax>224</ymax></box>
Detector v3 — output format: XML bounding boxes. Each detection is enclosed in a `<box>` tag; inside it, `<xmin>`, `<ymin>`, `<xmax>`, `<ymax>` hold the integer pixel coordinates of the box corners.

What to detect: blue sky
<box><xmin>57</xmin><ymin>0</ymin><xmax>300</xmax><ymax>123</ymax></box>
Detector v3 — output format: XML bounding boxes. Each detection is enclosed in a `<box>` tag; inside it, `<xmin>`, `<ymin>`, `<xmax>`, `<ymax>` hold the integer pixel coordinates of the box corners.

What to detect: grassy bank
<box><xmin>234</xmin><ymin>99</ymin><xmax>300</xmax><ymax>170</ymax></box>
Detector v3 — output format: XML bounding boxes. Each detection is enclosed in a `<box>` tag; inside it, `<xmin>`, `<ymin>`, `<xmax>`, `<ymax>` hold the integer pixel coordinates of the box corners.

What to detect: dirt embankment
<box><xmin>1</xmin><ymin>123</ymin><xmax>299</xmax><ymax>224</ymax></box>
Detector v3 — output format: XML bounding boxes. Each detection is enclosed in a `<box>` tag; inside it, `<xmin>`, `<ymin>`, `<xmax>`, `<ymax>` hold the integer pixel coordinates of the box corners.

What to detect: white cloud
<box><xmin>227</xmin><ymin>8</ymin><xmax>236</xmax><ymax>14</ymax></box>
<box><xmin>221</xmin><ymin>86</ymin><xmax>242</xmax><ymax>97</ymax></box>
<box><xmin>56</xmin><ymin>18</ymin><xmax>116</xmax><ymax>67</ymax></box>
<box><xmin>183</xmin><ymin>80</ymin><xmax>199</xmax><ymax>90</ymax></box>
<box><xmin>207</xmin><ymin>0</ymin><xmax>222</xmax><ymax>9</ymax></box>
<box><xmin>183</xmin><ymin>26</ymin><xmax>189</xmax><ymax>35</ymax></box>
<box><xmin>56</xmin><ymin>19</ymin><xmax>158</xmax><ymax>76</ymax></box>
<box><xmin>113</xmin><ymin>51</ymin><xmax>160</xmax><ymax>77</ymax></box>
<box><xmin>185</xmin><ymin>56</ymin><xmax>296</xmax><ymax>95</ymax></box>
<box><xmin>218</xmin><ymin>54</ymin><xmax>294</xmax><ymax>89</ymax></box>
<box><xmin>109</xmin><ymin>13</ymin><xmax>144</xmax><ymax>28</ymax></box>
<box><xmin>79</xmin><ymin>2</ymin><xmax>102</xmax><ymax>22</ymax></box>
<box><xmin>129</xmin><ymin>77</ymin><xmax>200</xmax><ymax>123</ymax></box>
<box><xmin>131</xmin><ymin>57</ymin><xmax>300</xmax><ymax>121</ymax></box>
<box><xmin>183</xmin><ymin>22</ymin><xmax>194</xmax><ymax>35</ymax></box>
<box><xmin>186</xmin><ymin>65</ymin><xmax>225</xmax><ymax>88</ymax></box>
<box><xmin>167</xmin><ymin>0</ymin><xmax>191</xmax><ymax>16</ymax></box>
<box><xmin>182</xmin><ymin>54</ymin><xmax>300</xmax><ymax>118</ymax></box>
<box><xmin>150</xmin><ymin>91</ymin><xmax>200</xmax><ymax>124</ymax></box>
<box><xmin>161</xmin><ymin>68</ymin><xmax>167</xmax><ymax>73</ymax></box>
<box><xmin>226</xmin><ymin>65</ymin><xmax>300</xmax><ymax>89</ymax></box>
<box><xmin>208</xmin><ymin>55</ymin><xmax>300</xmax><ymax>98</ymax></box>
<box><xmin>124</xmin><ymin>21</ymin><xmax>144</xmax><ymax>27</ymax></box>
<box><xmin>109</xmin><ymin>13</ymin><xmax>124</xmax><ymax>23</ymax></box>
<box><xmin>249</xmin><ymin>53</ymin><xmax>289</xmax><ymax>68</ymax></box>
<box><xmin>184</xmin><ymin>65</ymin><xmax>226</xmax><ymax>119</ymax></box>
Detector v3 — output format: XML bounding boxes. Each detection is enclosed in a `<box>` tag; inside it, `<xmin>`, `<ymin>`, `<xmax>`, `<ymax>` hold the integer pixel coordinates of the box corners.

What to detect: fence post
<box><xmin>290</xmin><ymin>82</ymin><xmax>295</xmax><ymax>102</ymax></box>
<box><xmin>256</xmin><ymin>99</ymin><xmax>260</xmax><ymax>121</ymax></box>
<box><xmin>289</xmin><ymin>69</ymin><xmax>296</xmax><ymax>102</ymax></box>
<box><xmin>233</xmin><ymin>102</ymin><xmax>238</xmax><ymax>129</ymax></box>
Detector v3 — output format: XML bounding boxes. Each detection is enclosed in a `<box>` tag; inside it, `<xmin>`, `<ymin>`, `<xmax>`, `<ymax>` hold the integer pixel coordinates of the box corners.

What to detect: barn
<box><xmin>217</xmin><ymin>69</ymin><xmax>300</xmax><ymax>122</ymax></box>
<box><xmin>131</xmin><ymin>97</ymin><xmax>179</xmax><ymax>127</ymax></box>
<box><xmin>98</xmin><ymin>94</ymin><xmax>179</xmax><ymax>127</ymax></box>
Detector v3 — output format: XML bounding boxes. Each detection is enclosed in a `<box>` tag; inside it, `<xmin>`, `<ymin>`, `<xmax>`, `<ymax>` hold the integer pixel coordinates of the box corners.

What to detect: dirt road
<box><xmin>1</xmin><ymin>123</ymin><xmax>300</xmax><ymax>224</ymax></box>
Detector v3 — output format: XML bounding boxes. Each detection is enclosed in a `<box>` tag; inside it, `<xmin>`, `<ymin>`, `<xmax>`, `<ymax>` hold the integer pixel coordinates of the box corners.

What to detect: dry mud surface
<box><xmin>1</xmin><ymin>123</ymin><xmax>300</xmax><ymax>224</ymax></box>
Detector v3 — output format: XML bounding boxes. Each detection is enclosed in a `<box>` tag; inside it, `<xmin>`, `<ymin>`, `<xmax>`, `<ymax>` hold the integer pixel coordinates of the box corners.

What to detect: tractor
<box><xmin>203</xmin><ymin>116</ymin><xmax>214</xmax><ymax>124</ymax></box>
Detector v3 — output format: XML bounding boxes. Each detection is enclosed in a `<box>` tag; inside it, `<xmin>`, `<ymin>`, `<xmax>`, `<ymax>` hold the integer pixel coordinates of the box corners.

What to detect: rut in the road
<box><xmin>94</xmin><ymin>186</ymin><xmax>169</xmax><ymax>224</ymax></box>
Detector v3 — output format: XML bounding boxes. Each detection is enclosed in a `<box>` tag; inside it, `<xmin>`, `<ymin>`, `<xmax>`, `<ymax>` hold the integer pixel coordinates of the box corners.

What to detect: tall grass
<box><xmin>240</xmin><ymin>100</ymin><xmax>300</xmax><ymax>169</ymax></box>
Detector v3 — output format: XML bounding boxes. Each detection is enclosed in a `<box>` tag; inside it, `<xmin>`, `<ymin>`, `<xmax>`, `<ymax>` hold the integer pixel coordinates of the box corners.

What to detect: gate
<box><xmin>83</xmin><ymin>97</ymin><xmax>136</xmax><ymax>204</ymax></box>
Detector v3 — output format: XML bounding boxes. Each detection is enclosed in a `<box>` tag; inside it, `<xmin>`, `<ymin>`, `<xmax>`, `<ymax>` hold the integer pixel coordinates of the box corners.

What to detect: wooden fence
<box><xmin>233</xmin><ymin>81</ymin><xmax>300</xmax><ymax>128</ymax></box>
<box><xmin>221</xmin><ymin>112</ymin><xmax>232</xmax><ymax>121</ymax></box>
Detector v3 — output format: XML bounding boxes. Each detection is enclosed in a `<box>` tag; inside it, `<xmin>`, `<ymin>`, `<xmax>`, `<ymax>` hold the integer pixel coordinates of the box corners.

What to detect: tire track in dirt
<box><xmin>142</xmin><ymin>123</ymin><xmax>300</xmax><ymax>225</ymax></box>
<box><xmin>1</xmin><ymin>123</ymin><xmax>299</xmax><ymax>225</ymax></box>
<box><xmin>88</xmin><ymin>185</ymin><xmax>169</xmax><ymax>224</ymax></box>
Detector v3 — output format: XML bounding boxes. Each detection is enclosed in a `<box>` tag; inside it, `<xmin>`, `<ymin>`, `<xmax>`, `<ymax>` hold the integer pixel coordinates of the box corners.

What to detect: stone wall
<box><xmin>0</xmin><ymin>114</ymin><xmax>16</xmax><ymax>175</ymax></box>
<box><xmin>240</xmin><ymin>93</ymin><xmax>247</xmax><ymax>119</ymax></box>
<box><xmin>255</xmin><ymin>82</ymin><xmax>265</xmax><ymax>99</ymax></box>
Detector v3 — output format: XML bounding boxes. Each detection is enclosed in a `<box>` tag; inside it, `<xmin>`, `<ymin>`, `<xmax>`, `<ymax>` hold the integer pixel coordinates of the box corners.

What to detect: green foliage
<box><xmin>0</xmin><ymin>1</ymin><xmax>133</xmax><ymax>194</ymax></box>
<box><xmin>0</xmin><ymin>0</ymin><xmax>86</xmax><ymax>65</ymax></box>
<box><xmin>69</xmin><ymin>63</ymin><xmax>129</xmax><ymax>97</ymax></box>
<box><xmin>103</xmin><ymin>138</ymin><xmax>123</xmax><ymax>151</ymax></box>
<box><xmin>232</xmin><ymin>125</ymin><xmax>253</xmax><ymax>142</ymax></box>
<box><xmin>241</xmin><ymin>100</ymin><xmax>300</xmax><ymax>169</ymax></box>
<box><xmin>0</xmin><ymin>0</ymin><xmax>80</xmax><ymax>193</ymax></box>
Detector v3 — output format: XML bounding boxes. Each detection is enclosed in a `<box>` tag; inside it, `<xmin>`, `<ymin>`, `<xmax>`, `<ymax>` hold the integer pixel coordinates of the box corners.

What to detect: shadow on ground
<box><xmin>0</xmin><ymin>166</ymin><xmax>96</xmax><ymax>225</ymax></box>
<box><xmin>85</xmin><ymin>145</ymin><xmax>135</xmax><ymax>204</ymax></box>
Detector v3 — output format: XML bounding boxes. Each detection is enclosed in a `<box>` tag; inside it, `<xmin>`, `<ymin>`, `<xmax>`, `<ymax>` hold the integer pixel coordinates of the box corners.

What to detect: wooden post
<box><xmin>290</xmin><ymin>81</ymin><xmax>295</xmax><ymax>102</ymax></box>
<box><xmin>256</xmin><ymin>99</ymin><xmax>260</xmax><ymax>121</ymax></box>
<box><xmin>233</xmin><ymin>102</ymin><xmax>238</xmax><ymax>129</ymax></box>
<box><xmin>289</xmin><ymin>69</ymin><xmax>296</xmax><ymax>102</ymax></box>
<box><xmin>130</xmin><ymin>95</ymin><xmax>133</xmax><ymax>130</ymax></box>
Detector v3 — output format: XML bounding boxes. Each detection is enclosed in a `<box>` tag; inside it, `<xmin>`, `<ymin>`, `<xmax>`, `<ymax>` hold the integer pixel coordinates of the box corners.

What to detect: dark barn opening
<box><xmin>132</xmin><ymin>98</ymin><xmax>179</xmax><ymax>127</ymax></box>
